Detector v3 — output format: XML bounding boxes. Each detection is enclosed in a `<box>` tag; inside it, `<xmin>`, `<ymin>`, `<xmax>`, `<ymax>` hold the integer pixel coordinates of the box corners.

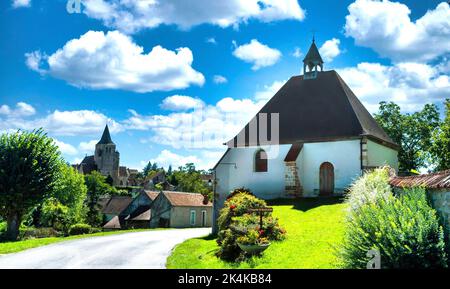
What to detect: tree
<box><xmin>49</xmin><ymin>164</ymin><xmax>87</xmax><ymax>226</ymax></box>
<box><xmin>151</xmin><ymin>162</ymin><xmax>158</xmax><ymax>171</ymax></box>
<box><xmin>143</xmin><ymin>161</ymin><xmax>152</xmax><ymax>177</ymax></box>
<box><xmin>167</xmin><ymin>165</ymin><xmax>173</xmax><ymax>176</ymax></box>
<box><xmin>172</xmin><ymin>163</ymin><xmax>212</xmax><ymax>199</ymax></box>
<box><xmin>374</xmin><ymin>102</ymin><xmax>440</xmax><ymax>173</ymax></box>
<box><xmin>40</xmin><ymin>197</ymin><xmax>69</xmax><ymax>232</ymax></box>
<box><xmin>84</xmin><ymin>171</ymin><xmax>110</xmax><ymax>227</ymax></box>
<box><xmin>0</xmin><ymin>129</ymin><xmax>61</xmax><ymax>240</ymax></box>
<box><xmin>431</xmin><ymin>99</ymin><xmax>450</xmax><ymax>171</ymax></box>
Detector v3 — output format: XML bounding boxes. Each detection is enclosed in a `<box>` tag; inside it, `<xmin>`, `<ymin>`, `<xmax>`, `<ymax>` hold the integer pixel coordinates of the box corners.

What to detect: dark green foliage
<box><xmin>374</xmin><ymin>101</ymin><xmax>440</xmax><ymax>173</ymax></box>
<box><xmin>216</xmin><ymin>190</ymin><xmax>286</xmax><ymax>261</ymax></box>
<box><xmin>0</xmin><ymin>129</ymin><xmax>61</xmax><ymax>240</ymax></box>
<box><xmin>105</xmin><ymin>175</ymin><xmax>114</xmax><ymax>186</ymax></box>
<box><xmin>20</xmin><ymin>227</ymin><xmax>61</xmax><ymax>239</ymax></box>
<box><xmin>339</xmin><ymin>183</ymin><xmax>447</xmax><ymax>268</ymax></box>
<box><xmin>84</xmin><ymin>171</ymin><xmax>110</xmax><ymax>227</ymax></box>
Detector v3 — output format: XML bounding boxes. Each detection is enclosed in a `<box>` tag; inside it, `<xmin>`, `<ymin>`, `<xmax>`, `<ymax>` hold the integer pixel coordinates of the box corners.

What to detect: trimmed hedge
<box><xmin>68</xmin><ymin>223</ymin><xmax>100</xmax><ymax>236</ymax></box>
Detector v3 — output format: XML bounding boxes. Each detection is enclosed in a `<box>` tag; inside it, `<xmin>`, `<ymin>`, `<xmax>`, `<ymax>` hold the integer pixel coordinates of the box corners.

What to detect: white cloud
<box><xmin>123</xmin><ymin>79</ymin><xmax>286</xmax><ymax>150</ymax></box>
<box><xmin>78</xmin><ymin>140</ymin><xmax>98</xmax><ymax>153</ymax></box>
<box><xmin>0</xmin><ymin>107</ymin><xmax>121</xmax><ymax>137</ymax></box>
<box><xmin>254</xmin><ymin>80</ymin><xmax>285</xmax><ymax>101</ymax></box>
<box><xmin>344</xmin><ymin>0</ymin><xmax>450</xmax><ymax>62</ymax></box>
<box><xmin>0</xmin><ymin>102</ymin><xmax>36</xmax><ymax>117</ymax></box>
<box><xmin>213</xmin><ymin>75</ymin><xmax>228</xmax><ymax>84</ymax></box>
<box><xmin>292</xmin><ymin>47</ymin><xmax>303</xmax><ymax>58</ymax></box>
<box><xmin>12</xmin><ymin>0</ymin><xmax>31</xmax><ymax>8</ymax></box>
<box><xmin>53</xmin><ymin>139</ymin><xmax>78</xmax><ymax>156</ymax></box>
<box><xmin>83</xmin><ymin>0</ymin><xmax>305</xmax><ymax>34</ymax></box>
<box><xmin>206</xmin><ymin>37</ymin><xmax>217</xmax><ymax>45</ymax></box>
<box><xmin>319</xmin><ymin>38</ymin><xmax>341</xmax><ymax>62</ymax></box>
<box><xmin>26</xmin><ymin>30</ymin><xmax>205</xmax><ymax>93</ymax></box>
<box><xmin>160</xmin><ymin>95</ymin><xmax>205</xmax><ymax>111</ymax></box>
<box><xmin>233</xmin><ymin>39</ymin><xmax>282</xmax><ymax>70</ymax></box>
<box><xmin>146</xmin><ymin>149</ymin><xmax>225</xmax><ymax>170</ymax></box>
<box><xmin>338</xmin><ymin>62</ymin><xmax>450</xmax><ymax>113</ymax></box>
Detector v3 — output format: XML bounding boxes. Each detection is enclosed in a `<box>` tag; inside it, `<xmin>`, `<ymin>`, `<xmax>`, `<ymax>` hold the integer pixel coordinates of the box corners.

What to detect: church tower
<box><xmin>94</xmin><ymin>125</ymin><xmax>120</xmax><ymax>185</ymax></box>
<box><xmin>303</xmin><ymin>37</ymin><xmax>324</xmax><ymax>79</ymax></box>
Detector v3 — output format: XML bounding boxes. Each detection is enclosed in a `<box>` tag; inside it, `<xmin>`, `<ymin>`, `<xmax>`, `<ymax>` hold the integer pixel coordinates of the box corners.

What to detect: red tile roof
<box><xmin>143</xmin><ymin>190</ymin><xmax>160</xmax><ymax>201</ymax></box>
<box><xmin>389</xmin><ymin>170</ymin><xmax>450</xmax><ymax>189</ymax></box>
<box><xmin>162</xmin><ymin>191</ymin><xmax>212</xmax><ymax>207</ymax></box>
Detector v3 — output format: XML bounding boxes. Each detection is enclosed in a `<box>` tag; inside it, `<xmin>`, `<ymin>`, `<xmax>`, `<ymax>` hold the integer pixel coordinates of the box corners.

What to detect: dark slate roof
<box><xmin>390</xmin><ymin>170</ymin><xmax>450</xmax><ymax>189</ymax></box>
<box><xmin>98</xmin><ymin>125</ymin><xmax>114</xmax><ymax>145</ymax></box>
<box><xmin>79</xmin><ymin>155</ymin><xmax>97</xmax><ymax>174</ymax></box>
<box><xmin>102</xmin><ymin>196</ymin><xmax>133</xmax><ymax>215</ymax></box>
<box><xmin>226</xmin><ymin>70</ymin><xmax>397</xmax><ymax>149</ymax></box>
<box><xmin>303</xmin><ymin>40</ymin><xmax>323</xmax><ymax>64</ymax></box>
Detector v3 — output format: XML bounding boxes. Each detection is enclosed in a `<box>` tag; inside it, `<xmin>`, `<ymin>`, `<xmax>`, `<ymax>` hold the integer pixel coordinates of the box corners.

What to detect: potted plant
<box><xmin>237</xmin><ymin>229</ymin><xmax>271</xmax><ymax>254</ymax></box>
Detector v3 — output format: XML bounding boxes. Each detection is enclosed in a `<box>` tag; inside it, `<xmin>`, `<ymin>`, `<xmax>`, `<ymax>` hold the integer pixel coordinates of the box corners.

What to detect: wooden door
<box><xmin>320</xmin><ymin>162</ymin><xmax>334</xmax><ymax>196</ymax></box>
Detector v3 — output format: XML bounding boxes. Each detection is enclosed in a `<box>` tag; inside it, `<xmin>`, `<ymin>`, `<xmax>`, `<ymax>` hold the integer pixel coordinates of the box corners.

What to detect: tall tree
<box><xmin>167</xmin><ymin>165</ymin><xmax>173</xmax><ymax>176</ymax></box>
<box><xmin>374</xmin><ymin>101</ymin><xmax>440</xmax><ymax>173</ymax></box>
<box><xmin>143</xmin><ymin>161</ymin><xmax>152</xmax><ymax>177</ymax></box>
<box><xmin>84</xmin><ymin>171</ymin><xmax>110</xmax><ymax>227</ymax></box>
<box><xmin>0</xmin><ymin>129</ymin><xmax>61</xmax><ymax>240</ymax></box>
<box><xmin>431</xmin><ymin>99</ymin><xmax>450</xmax><ymax>171</ymax></box>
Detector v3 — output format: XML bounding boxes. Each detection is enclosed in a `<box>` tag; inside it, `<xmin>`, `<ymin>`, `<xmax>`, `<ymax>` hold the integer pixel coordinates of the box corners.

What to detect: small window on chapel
<box><xmin>255</xmin><ymin>149</ymin><xmax>268</xmax><ymax>172</ymax></box>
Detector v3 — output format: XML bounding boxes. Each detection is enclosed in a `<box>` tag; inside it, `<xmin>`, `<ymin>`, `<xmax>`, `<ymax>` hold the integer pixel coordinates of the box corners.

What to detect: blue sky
<box><xmin>1</xmin><ymin>0</ymin><xmax>449</xmax><ymax>170</ymax></box>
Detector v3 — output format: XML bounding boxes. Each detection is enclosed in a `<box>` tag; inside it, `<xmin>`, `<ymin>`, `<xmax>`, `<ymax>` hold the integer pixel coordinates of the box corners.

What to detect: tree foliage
<box><xmin>431</xmin><ymin>99</ymin><xmax>450</xmax><ymax>171</ymax></box>
<box><xmin>374</xmin><ymin>101</ymin><xmax>440</xmax><ymax>172</ymax></box>
<box><xmin>170</xmin><ymin>163</ymin><xmax>212</xmax><ymax>198</ymax></box>
<box><xmin>84</xmin><ymin>171</ymin><xmax>111</xmax><ymax>227</ymax></box>
<box><xmin>0</xmin><ymin>129</ymin><xmax>61</xmax><ymax>240</ymax></box>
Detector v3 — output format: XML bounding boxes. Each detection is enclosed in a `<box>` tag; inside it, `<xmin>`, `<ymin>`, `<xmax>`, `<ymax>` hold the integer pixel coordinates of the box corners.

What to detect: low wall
<box><xmin>428</xmin><ymin>190</ymin><xmax>450</xmax><ymax>237</ymax></box>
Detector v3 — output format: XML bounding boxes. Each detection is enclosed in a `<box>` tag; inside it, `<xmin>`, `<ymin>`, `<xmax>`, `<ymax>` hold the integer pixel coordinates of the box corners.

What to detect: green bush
<box><xmin>68</xmin><ymin>223</ymin><xmax>95</xmax><ymax>236</ymax></box>
<box><xmin>216</xmin><ymin>190</ymin><xmax>285</xmax><ymax>261</ymax></box>
<box><xmin>345</xmin><ymin>167</ymin><xmax>392</xmax><ymax>212</ymax></box>
<box><xmin>339</xmin><ymin>182</ymin><xmax>448</xmax><ymax>268</ymax></box>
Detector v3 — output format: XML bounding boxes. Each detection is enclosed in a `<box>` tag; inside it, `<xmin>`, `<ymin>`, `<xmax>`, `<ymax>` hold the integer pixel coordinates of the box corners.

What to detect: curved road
<box><xmin>0</xmin><ymin>228</ymin><xmax>210</xmax><ymax>269</ymax></box>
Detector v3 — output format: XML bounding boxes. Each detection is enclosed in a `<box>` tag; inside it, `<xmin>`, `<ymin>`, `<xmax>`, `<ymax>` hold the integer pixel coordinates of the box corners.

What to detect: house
<box><xmin>103</xmin><ymin>196</ymin><xmax>133</xmax><ymax>224</ymax></box>
<box><xmin>143</xmin><ymin>170</ymin><xmax>166</xmax><ymax>189</ymax></box>
<box><xmin>73</xmin><ymin>125</ymin><xmax>138</xmax><ymax>186</ymax></box>
<box><xmin>213</xmin><ymin>39</ymin><xmax>399</xmax><ymax>231</ymax></box>
<box><xmin>390</xmin><ymin>170</ymin><xmax>450</xmax><ymax>235</ymax></box>
<box><xmin>121</xmin><ymin>190</ymin><xmax>159</xmax><ymax>229</ymax></box>
<box><xmin>149</xmin><ymin>191</ymin><xmax>212</xmax><ymax>228</ymax></box>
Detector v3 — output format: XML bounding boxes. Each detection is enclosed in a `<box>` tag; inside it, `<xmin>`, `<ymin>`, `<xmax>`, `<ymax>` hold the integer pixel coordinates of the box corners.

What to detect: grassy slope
<box><xmin>167</xmin><ymin>197</ymin><xmax>346</xmax><ymax>269</ymax></box>
<box><xmin>0</xmin><ymin>229</ymin><xmax>161</xmax><ymax>255</ymax></box>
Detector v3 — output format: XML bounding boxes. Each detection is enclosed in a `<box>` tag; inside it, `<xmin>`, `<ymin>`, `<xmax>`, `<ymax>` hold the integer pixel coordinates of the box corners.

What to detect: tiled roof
<box><xmin>102</xmin><ymin>196</ymin><xmax>133</xmax><ymax>215</ymax></box>
<box><xmin>163</xmin><ymin>191</ymin><xmax>212</xmax><ymax>207</ymax></box>
<box><xmin>103</xmin><ymin>216</ymin><xmax>122</xmax><ymax>229</ymax></box>
<box><xmin>79</xmin><ymin>155</ymin><xmax>97</xmax><ymax>174</ymax></box>
<box><xmin>130</xmin><ymin>209</ymin><xmax>151</xmax><ymax>221</ymax></box>
<box><xmin>143</xmin><ymin>190</ymin><xmax>160</xmax><ymax>201</ymax></box>
<box><xmin>389</xmin><ymin>170</ymin><xmax>450</xmax><ymax>189</ymax></box>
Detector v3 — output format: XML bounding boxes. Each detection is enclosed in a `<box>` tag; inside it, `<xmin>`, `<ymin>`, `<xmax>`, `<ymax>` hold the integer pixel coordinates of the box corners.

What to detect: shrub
<box><xmin>339</xmin><ymin>184</ymin><xmax>448</xmax><ymax>268</ymax></box>
<box><xmin>68</xmin><ymin>223</ymin><xmax>95</xmax><ymax>236</ymax></box>
<box><xmin>216</xmin><ymin>190</ymin><xmax>285</xmax><ymax>261</ymax></box>
<box><xmin>20</xmin><ymin>227</ymin><xmax>62</xmax><ymax>239</ymax></box>
<box><xmin>344</xmin><ymin>167</ymin><xmax>392</xmax><ymax>212</ymax></box>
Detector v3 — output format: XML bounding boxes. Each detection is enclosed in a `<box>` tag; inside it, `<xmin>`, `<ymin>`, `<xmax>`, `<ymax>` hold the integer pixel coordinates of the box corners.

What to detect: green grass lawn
<box><xmin>0</xmin><ymin>229</ymin><xmax>160</xmax><ymax>255</ymax></box>
<box><xmin>167</xmin><ymin>197</ymin><xmax>347</xmax><ymax>269</ymax></box>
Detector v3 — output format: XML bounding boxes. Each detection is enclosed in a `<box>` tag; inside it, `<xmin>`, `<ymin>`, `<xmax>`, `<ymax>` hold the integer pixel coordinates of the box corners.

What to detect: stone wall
<box><xmin>428</xmin><ymin>190</ymin><xmax>450</xmax><ymax>237</ymax></box>
<box><xmin>285</xmin><ymin>161</ymin><xmax>302</xmax><ymax>198</ymax></box>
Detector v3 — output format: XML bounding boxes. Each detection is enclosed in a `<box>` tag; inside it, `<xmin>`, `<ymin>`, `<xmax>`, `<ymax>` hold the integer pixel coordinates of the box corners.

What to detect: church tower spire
<box><xmin>303</xmin><ymin>37</ymin><xmax>324</xmax><ymax>79</ymax></box>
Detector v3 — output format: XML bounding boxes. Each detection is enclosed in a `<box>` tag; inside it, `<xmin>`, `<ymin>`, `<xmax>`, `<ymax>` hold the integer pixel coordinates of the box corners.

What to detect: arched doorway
<box><xmin>319</xmin><ymin>162</ymin><xmax>334</xmax><ymax>196</ymax></box>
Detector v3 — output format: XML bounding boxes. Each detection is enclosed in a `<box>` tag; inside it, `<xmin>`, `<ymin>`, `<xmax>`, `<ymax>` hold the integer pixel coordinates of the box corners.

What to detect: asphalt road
<box><xmin>0</xmin><ymin>228</ymin><xmax>211</xmax><ymax>269</ymax></box>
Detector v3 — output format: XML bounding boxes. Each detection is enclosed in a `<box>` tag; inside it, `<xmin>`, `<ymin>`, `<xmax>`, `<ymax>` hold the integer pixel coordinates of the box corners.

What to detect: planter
<box><xmin>237</xmin><ymin>242</ymin><xmax>271</xmax><ymax>254</ymax></box>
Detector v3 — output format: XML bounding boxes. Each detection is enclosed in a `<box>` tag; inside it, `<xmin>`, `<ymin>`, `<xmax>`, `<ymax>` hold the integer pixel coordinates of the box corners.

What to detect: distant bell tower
<box><xmin>303</xmin><ymin>37</ymin><xmax>324</xmax><ymax>79</ymax></box>
<box><xmin>94</xmin><ymin>125</ymin><xmax>120</xmax><ymax>185</ymax></box>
